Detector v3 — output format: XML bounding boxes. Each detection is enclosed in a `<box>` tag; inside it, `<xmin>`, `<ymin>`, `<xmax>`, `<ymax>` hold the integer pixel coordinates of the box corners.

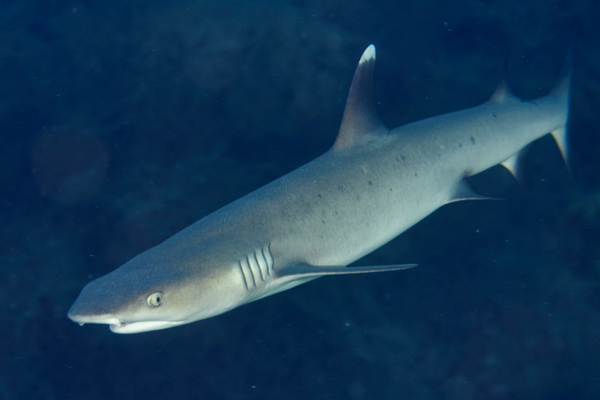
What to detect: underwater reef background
<box><xmin>1</xmin><ymin>0</ymin><xmax>600</xmax><ymax>399</ymax></box>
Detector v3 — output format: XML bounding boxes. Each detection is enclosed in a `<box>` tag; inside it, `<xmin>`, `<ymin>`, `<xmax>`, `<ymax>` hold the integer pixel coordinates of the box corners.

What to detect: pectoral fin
<box><xmin>276</xmin><ymin>262</ymin><xmax>417</xmax><ymax>279</ymax></box>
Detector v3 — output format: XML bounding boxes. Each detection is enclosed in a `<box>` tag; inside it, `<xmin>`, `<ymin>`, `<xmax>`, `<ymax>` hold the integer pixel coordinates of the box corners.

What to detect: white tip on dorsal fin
<box><xmin>359</xmin><ymin>44</ymin><xmax>376</xmax><ymax>64</ymax></box>
<box><xmin>333</xmin><ymin>45</ymin><xmax>388</xmax><ymax>151</ymax></box>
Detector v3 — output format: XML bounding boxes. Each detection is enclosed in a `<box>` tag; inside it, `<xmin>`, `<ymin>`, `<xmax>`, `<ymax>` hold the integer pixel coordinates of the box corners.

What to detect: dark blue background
<box><xmin>1</xmin><ymin>0</ymin><xmax>599</xmax><ymax>399</ymax></box>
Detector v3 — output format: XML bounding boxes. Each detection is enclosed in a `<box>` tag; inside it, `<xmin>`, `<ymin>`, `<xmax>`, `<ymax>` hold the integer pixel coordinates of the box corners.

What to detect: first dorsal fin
<box><xmin>333</xmin><ymin>45</ymin><xmax>388</xmax><ymax>150</ymax></box>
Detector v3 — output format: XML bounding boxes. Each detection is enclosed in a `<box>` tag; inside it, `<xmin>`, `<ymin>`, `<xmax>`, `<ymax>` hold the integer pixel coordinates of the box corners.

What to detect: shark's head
<box><xmin>68</xmin><ymin>237</ymin><xmax>249</xmax><ymax>334</ymax></box>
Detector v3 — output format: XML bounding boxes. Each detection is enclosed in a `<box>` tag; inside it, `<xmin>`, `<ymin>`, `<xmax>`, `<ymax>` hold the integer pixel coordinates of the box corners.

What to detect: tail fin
<box><xmin>549</xmin><ymin>40</ymin><xmax>574</xmax><ymax>168</ymax></box>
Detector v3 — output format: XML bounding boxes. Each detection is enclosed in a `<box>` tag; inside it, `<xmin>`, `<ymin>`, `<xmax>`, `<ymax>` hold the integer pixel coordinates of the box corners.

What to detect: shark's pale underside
<box><xmin>68</xmin><ymin>44</ymin><xmax>571</xmax><ymax>333</ymax></box>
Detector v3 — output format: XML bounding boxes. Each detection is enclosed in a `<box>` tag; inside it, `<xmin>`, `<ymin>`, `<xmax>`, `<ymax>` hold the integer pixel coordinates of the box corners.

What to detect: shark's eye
<box><xmin>147</xmin><ymin>292</ymin><xmax>164</xmax><ymax>307</ymax></box>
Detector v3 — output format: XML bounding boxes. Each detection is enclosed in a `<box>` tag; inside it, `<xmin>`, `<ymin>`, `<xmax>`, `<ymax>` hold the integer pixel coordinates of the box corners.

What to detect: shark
<box><xmin>68</xmin><ymin>44</ymin><xmax>571</xmax><ymax>333</ymax></box>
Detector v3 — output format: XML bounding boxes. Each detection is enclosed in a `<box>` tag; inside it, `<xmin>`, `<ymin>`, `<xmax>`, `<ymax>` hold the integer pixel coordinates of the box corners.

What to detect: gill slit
<box><xmin>238</xmin><ymin>244</ymin><xmax>274</xmax><ymax>292</ymax></box>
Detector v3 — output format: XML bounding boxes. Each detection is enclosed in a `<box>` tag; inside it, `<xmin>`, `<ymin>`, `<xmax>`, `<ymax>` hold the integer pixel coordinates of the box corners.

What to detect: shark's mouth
<box><xmin>109</xmin><ymin>320</ymin><xmax>134</xmax><ymax>331</ymax></box>
<box><xmin>108</xmin><ymin>319</ymin><xmax>187</xmax><ymax>334</ymax></box>
<box><xmin>68</xmin><ymin>311</ymin><xmax>186</xmax><ymax>334</ymax></box>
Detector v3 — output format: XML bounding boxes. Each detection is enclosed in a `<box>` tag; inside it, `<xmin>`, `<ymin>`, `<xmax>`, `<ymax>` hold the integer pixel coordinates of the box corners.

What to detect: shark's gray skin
<box><xmin>68</xmin><ymin>45</ymin><xmax>571</xmax><ymax>334</ymax></box>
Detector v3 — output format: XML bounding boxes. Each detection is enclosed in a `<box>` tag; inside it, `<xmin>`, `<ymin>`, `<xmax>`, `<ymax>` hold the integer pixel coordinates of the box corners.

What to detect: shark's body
<box><xmin>68</xmin><ymin>45</ymin><xmax>571</xmax><ymax>334</ymax></box>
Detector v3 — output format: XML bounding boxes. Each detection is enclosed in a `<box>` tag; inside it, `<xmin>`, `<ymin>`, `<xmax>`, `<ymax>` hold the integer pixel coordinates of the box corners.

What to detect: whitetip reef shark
<box><xmin>68</xmin><ymin>44</ymin><xmax>571</xmax><ymax>333</ymax></box>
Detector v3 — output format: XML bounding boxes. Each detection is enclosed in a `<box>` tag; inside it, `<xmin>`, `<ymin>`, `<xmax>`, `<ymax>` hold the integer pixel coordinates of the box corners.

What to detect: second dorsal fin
<box><xmin>488</xmin><ymin>56</ymin><xmax>520</xmax><ymax>104</ymax></box>
<box><xmin>333</xmin><ymin>45</ymin><xmax>388</xmax><ymax>150</ymax></box>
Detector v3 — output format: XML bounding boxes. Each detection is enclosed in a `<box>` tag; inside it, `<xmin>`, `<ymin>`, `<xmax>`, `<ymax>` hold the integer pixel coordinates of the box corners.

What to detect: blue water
<box><xmin>1</xmin><ymin>0</ymin><xmax>599</xmax><ymax>399</ymax></box>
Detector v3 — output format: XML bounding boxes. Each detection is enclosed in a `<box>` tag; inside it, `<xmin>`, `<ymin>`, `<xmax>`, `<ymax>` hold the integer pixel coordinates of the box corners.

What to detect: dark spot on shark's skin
<box><xmin>470</xmin><ymin>136</ymin><xmax>476</xmax><ymax>145</ymax></box>
<box><xmin>493</xmin><ymin>113</ymin><xmax>497</xmax><ymax>118</ymax></box>
<box><xmin>459</xmin><ymin>143</ymin><xmax>462</xmax><ymax>148</ymax></box>
<box><xmin>414</xmin><ymin>173</ymin><xmax>418</xmax><ymax>177</ymax></box>
<box><xmin>368</xmin><ymin>181</ymin><xmax>373</xmax><ymax>185</ymax></box>
<box><xmin>318</xmin><ymin>194</ymin><xmax>322</xmax><ymax>198</ymax></box>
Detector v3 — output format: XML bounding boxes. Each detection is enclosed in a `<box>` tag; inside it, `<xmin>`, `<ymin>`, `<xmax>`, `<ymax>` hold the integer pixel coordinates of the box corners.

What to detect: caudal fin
<box><xmin>549</xmin><ymin>39</ymin><xmax>574</xmax><ymax>168</ymax></box>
